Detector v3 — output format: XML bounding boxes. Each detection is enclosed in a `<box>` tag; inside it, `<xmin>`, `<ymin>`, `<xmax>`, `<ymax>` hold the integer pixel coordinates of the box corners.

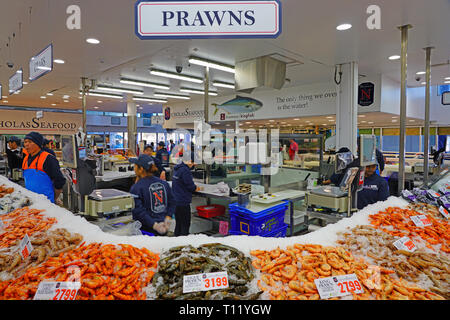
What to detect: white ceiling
<box><xmin>0</xmin><ymin>0</ymin><xmax>449</xmax><ymax>114</ymax></box>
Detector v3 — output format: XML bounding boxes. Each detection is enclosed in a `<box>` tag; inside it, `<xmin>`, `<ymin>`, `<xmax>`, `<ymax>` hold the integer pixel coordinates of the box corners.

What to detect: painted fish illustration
<box><xmin>212</xmin><ymin>96</ymin><xmax>263</xmax><ymax>115</ymax></box>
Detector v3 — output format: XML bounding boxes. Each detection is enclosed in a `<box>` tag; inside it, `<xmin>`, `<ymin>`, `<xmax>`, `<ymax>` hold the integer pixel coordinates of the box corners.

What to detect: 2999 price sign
<box><xmin>183</xmin><ymin>271</ymin><xmax>229</xmax><ymax>293</ymax></box>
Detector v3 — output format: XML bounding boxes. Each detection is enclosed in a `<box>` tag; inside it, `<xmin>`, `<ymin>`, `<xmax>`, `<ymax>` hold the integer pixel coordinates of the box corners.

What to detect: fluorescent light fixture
<box><xmin>150</xmin><ymin>69</ymin><xmax>203</xmax><ymax>83</ymax></box>
<box><xmin>180</xmin><ymin>88</ymin><xmax>218</xmax><ymax>96</ymax></box>
<box><xmin>388</xmin><ymin>55</ymin><xmax>401</xmax><ymax>60</ymax></box>
<box><xmin>17</xmin><ymin>70</ymin><xmax>22</xmax><ymax>74</ymax></box>
<box><xmin>212</xmin><ymin>81</ymin><xmax>235</xmax><ymax>89</ymax></box>
<box><xmin>94</xmin><ymin>106</ymin><xmax>99</xmax><ymax>109</ymax></box>
<box><xmin>189</xmin><ymin>56</ymin><xmax>235</xmax><ymax>73</ymax></box>
<box><xmin>445</xmin><ymin>80</ymin><xmax>450</xmax><ymax>84</ymax></box>
<box><xmin>245</xmin><ymin>122</ymin><xmax>251</xmax><ymax>124</ymax></box>
<box><xmin>86</xmin><ymin>38</ymin><xmax>100</xmax><ymax>44</ymax></box>
<box><xmin>421</xmin><ymin>82</ymin><xmax>426</xmax><ymax>85</ymax></box>
<box><xmin>416</xmin><ymin>71</ymin><xmax>426</xmax><ymax>75</ymax></box>
<box><xmin>120</xmin><ymin>78</ymin><xmax>170</xmax><ymax>90</ymax></box>
<box><xmin>54</xmin><ymin>59</ymin><xmax>65</xmax><ymax>64</ymax></box>
<box><xmin>368</xmin><ymin>121</ymin><xmax>374</xmax><ymax>124</ymax></box>
<box><xmin>40</xmin><ymin>96</ymin><xmax>46</xmax><ymax>99</ymax></box>
<box><xmin>63</xmin><ymin>95</ymin><xmax>70</xmax><ymax>99</ymax></box>
<box><xmin>51</xmin><ymin>103</ymin><xmax>56</xmax><ymax>106</ymax></box>
<box><xmin>445</xmin><ymin>77</ymin><xmax>450</xmax><ymax>80</ymax></box>
<box><xmin>336</xmin><ymin>23</ymin><xmax>352</xmax><ymax>31</ymax></box>
<box><xmin>37</xmin><ymin>66</ymin><xmax>52</xmax><ymax>71</ymax></box>
<box><xmin>63</xmin><ymin>100</ymin><xmax>69</xmax><ymax>103</ymax></box>
<box><xmin>85</xmin><ymin>91</ymin><xmax>123</xmax><ymax>99</ymax></box>
<box><xmin>97</xmin><ymin>85</ymin><xmax>143</xmax><ymax>95</ymax></box>
<box><xmin>154</xmin><ymin>92</ymin><xmax>190</xmax><ymax>100</ymax></box>
<box><xmin>132</xmin><ymin>97</ymin><xmax>168</xmax><ymax>103</ymax></box>
<box><xmin>294</xmin><ymin>118</ymin><xmax>300</xmax><ymax>121</ymax></box>
<box><xmin>269</xmin><ymin>119</ymin><xmax>275</xmax><ymax>122</ymax></box>
<box><xmin>46</xmin><ymin>93</ymin><xmax>53</xmax><ymax>96</ymax></box>
<box><xmin>22</xmin><ymin>81</ymin><xmax>28</xmax><ymax>85</ymax></box>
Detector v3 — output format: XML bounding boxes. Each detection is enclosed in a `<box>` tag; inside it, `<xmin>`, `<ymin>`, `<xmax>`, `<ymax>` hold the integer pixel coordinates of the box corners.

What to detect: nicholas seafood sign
<box><xmin>135</xmin><ymin>0</ymin><xmax>282</xmax><ymax>39</ymax></box>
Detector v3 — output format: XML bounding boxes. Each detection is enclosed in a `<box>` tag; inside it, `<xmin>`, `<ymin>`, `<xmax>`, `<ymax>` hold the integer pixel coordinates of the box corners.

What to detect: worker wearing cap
<box><xmin>156</xmin><ymin>141</ymin><xmax>169</xmax><ymax>167</ymax></box>
<box><xmin>357</xmin><ymin>163</ymin><xmax>390</xmax><ymax>210</ymax></box>
<box><xmin>129</xmin><ymin>154</ymin><xmax>175</xmax><ymax>235</ymax></box>
<box><xmin>22</xmin><ymin>132</ymin><xmax>66</xmax><ymax>203</ymax></box>
<box><xmin>42</xmin><ymin>139</ymin><xmax>56</xmax><ymax>157</ymax></box>
<box><xmin>172</xmin><ymin>152</ymin><xmax>200</xmax><ymax>236</ymax></box>
<box><xmin>5</xmin><ymin>136</ymin><xmax>23</xmax><ymax>176</ymax></box>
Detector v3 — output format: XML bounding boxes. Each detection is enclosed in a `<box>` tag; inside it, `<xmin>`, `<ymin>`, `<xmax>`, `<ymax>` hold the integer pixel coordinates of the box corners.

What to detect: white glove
<box><xmin>153</xmin><ymin>222</ymin><xmax>168</xmax><ymax>235</ymax></box>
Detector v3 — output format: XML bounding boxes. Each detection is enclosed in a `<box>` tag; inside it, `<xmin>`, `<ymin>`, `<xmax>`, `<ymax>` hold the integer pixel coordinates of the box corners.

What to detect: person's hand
<box><xmin>164</xmin><ymin>216</ymin><xmax>172</xmax><ymax>229</ymax></box>
<box><xmin>153</xmin><ymin>222</ymin><xmax>168</xmax><ymax>235</ymax></box>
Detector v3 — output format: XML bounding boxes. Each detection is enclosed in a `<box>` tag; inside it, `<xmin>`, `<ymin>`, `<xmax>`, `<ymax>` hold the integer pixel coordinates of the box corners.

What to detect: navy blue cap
<box><xmin>129</xmin><ymin>154</ymin><xmax>155</xmax><ymax>170</ymax></box>
<box><xmin>24</xmin><ymin>131</ymin><xmax>44</xmax><ymax>148</ymax></box>
<box><xmin>8</xmin><ymin>136</ymin><xmax>21</xmax><ymax>144</ymax></box>
<box><xmin>158</xmin><ymin>141</ymin><xmax>166</xmax><ymax>147</ymax></box>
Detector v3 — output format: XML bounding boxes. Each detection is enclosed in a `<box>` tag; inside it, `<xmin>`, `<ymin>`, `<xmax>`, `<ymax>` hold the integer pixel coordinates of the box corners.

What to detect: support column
<box><xmin>204</xmin><ymin>66</ymin><xmax>210</xmax><ymax>124</ymax></box>
<box><xmin>127</xmin><ymin>99</ymin><xmax>137</xmax><ymax>155</ymax></box>
<box><xmin>336</xmin><ymin>62</ymin><xmax>358</xmax><ymax>154</ymax></box>
<box><xmin>423</xmin><ymin>46</ymin><xmax>434</xmax><ymax>185</ymax></box>
<box><xmin>398</xmin><ymin>25</ymin><xmax>412</xmax><ymax>194</ymax></box>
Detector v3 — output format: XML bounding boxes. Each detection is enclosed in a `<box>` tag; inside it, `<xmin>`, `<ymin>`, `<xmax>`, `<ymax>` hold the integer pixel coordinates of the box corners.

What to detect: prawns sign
<box><xmin>135</xmin><ymin>0</ymin><xmax>282</xmax><ymax>39</ymax></box>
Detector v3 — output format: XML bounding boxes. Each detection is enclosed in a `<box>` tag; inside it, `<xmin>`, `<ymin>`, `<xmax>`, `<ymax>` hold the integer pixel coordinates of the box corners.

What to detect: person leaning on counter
<box><xmin>22</xmin><ymin>132</ymin><xmax>66</xmax><ymax>203</ymax></box>
<box><xmin>129</xmin><ymin>154</ymin><xmax>175</xmax><ymax>236</ymax></box>
<box><xmin>357</xmin><ymin>163</ymin><xmax>390</xmax><ymax>210</ymax></box>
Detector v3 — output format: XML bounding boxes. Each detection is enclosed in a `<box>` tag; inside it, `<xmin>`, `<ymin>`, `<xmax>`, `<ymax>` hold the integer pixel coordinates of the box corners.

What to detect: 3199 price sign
<box><xmin>183</xmin><ymin>271</ymin><xmax>229</xmax><ymax>293</ymax></box>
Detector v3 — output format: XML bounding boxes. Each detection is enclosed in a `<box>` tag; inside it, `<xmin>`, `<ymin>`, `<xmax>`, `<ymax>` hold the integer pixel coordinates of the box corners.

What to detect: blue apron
<box><xmin>23</xmin><ymin>154</ymin><xmax>55</xmax><ymax>203</ymax></box>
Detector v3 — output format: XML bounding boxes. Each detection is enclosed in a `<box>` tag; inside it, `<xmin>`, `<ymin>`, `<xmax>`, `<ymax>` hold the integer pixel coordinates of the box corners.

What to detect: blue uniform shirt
<box><xmin>172</xmin><ymin>162</ymin><xmax>197</xmax><ymax>206</ymax></box>
<box><xmin>130</xmin><ymin>176</ymin><xmax>175</xmax><ymax>230</ymax></box>
<box><xmin>357</xmin><ymin>173</ymin><xmax>390</xmax><ymax>209</ymax></box>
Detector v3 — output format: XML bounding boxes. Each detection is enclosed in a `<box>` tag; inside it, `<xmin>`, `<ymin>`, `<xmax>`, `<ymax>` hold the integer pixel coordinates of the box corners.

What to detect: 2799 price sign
<box><xmin>33</xmin><ymin>282</ymin><xmax>81</xmax><ymax>300</ymax></box>
<box><xmin>52</xmin><ymin>288</ymin><xmax>78</xmax><ymax>300</ymax></box>
<box><xmin>314</xmin><ymin>274</ymin><xmax>364</xmax><ymax>299</ymax></box>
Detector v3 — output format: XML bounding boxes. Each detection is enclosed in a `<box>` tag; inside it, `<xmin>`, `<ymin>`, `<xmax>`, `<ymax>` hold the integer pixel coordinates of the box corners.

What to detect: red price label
<box><xmin>420</xmin><ymin>218</ymin><xmax>431</xmax><ymax>225</ymax></box>
<box><xmin>21</xmin><ymin>246</ymin><xmax>29</xmax><ymax>259</ymax></box>
<box><xmin>404</xmin><ymin>240</ymin><xmax>415</xmax><ymax>250</ymax></box>
<box><xmin>204</xmin><ymin>276</ymin><xmax>228</xmax><ymax>289</ymax></box>
<box><xmin>52</xmin><ymin>288</ymin><xmax>78</xmax><ymax>300</ymax></box>
<box><xmin>337</xmin><ymin>280</ymin><xmax>362</xmax><ymax>294</ymax></box>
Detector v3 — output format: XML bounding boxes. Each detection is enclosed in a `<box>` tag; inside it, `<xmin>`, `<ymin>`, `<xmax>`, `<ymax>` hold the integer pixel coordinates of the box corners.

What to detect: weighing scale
<box><xmin>305</xmin><ymin>135</ymin><xmax>377</xmax><ymax>225</ymax></box>
<box><xmin>61</xmin><ymin>134</ymin><xmax>135</xmax><ymax>218</ymax></box>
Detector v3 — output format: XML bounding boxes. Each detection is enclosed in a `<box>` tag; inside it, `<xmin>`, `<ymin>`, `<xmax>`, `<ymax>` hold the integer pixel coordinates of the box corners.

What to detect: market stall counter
<box><xmin>0</xmin><ymin>174</ymin><xmax>448</xmax><ymax>301</ymax></box>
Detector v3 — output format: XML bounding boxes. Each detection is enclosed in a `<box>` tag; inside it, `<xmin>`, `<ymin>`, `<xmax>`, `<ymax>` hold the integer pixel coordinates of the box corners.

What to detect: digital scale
<box><xmin>84</xmin><ymin>189</ymin><xmax>135</xmax><ymax>218</ymax></box>
<box><xmin>305</xmin><ymin>135</ymin><xmax>377</xmax><ymax>226</ymax></box>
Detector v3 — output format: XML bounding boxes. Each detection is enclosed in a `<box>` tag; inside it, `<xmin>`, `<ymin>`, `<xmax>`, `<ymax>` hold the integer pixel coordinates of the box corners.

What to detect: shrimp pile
<box><xmin>0</xmin><ymin>185</ymin><xmax>14</xmax><ymax>198</ymax></box>
<box><xmin>337</xmin><ymin>225</ymin><xmax>450</xmax><ymax>299</ymax></box>
<box><xmin>0</xmin><ymin>228</ymin><xmax>83</xmax><ymax>278</ymax></box>
<box><xmin>251</xmin><ymin>244</ymin><xmax>445</xmax><ymax>300</ymax></box>
<box><xmin>369</xmin><ymin>206</ymin><xmax>450</xmax><ymax>253</ymax></box>
<box><xmin>0</xmin><ymin>242</ymin><xmax>159</xmax><ymax>300</ymax></box>
<box><xmin>0</xmin><ymin>207</ymin><xmax>57</xmax><ymax>248</ymax></box>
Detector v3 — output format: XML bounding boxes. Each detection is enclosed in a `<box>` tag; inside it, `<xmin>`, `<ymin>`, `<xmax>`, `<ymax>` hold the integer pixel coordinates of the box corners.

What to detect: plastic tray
<box><xmin>196</xmin><ymin>204</ymin><xmax>226</xmax><ymax>218</ymax></box>
<box><xmin>229</xmin><ymin>223</ymin><xmax>288</xmax><ymax>238</ymax></box>
<box><xmin>229</xmin><ymin>201</ymin><xmax>289</xmax><ymax>236</ymax></box>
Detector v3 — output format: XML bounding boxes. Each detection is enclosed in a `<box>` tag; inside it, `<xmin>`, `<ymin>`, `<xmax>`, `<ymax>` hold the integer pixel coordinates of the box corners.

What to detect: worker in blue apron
<box><xmin>22</xmin><ymin>132</ymin><xmax>66</xmax><ymax>203</ymax></box>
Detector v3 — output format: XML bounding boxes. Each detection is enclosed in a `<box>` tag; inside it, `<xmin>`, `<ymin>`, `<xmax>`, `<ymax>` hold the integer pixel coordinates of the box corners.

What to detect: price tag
<box><xmin>314</xmin><ymin>274</ymin><xmax>364</xmax><ymax>299</ymax></box>
<box><xmin>410</xmin><ymin>215</ymin><xmax>432</xmax><ymax>227</ymax></box>
<box><xmin>393</xmin><ymin>236</ymin><xmax>417</xmax><ymax>252</ymax></box>
<box><xmin>439</xmin><ymin>206</ymin><xmax>449</xmax><ymax>219</ymax></box>
<box><xmin>19</xmin><ymin>234</ymin><xmax>33</xmax><ymax>259</ymax></box>
<box><xmin>219</xmin><ymin>221</ymin><xmax>229</xmax><ymax>235</ymax></box>
<box><xmin>427</xmin><ymin>190</ymin><xmax>441</xmax><ymax>199</ymax></box>
<box><xmin>183</xmin><ymin>271</ymin><xmax>228</xmax><ymax>294</ymax></box>
<box><xmin>33</xmin><ymin>281</ymin><xmax>81</xmax><ymax>300</ymax></box>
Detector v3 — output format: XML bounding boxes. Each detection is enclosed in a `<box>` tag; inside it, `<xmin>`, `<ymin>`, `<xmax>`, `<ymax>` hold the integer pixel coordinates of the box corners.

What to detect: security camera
<box><xmin>415</xmin><ymin>76</ymin><xmax>421</xmax><ymax>82</ymax></box>
<box><xmin>6</xmin><ymin>62</ymin><xmax>13</xmax><ymax>68</ymax></box>
<box><xmin>176</xmin><ymin>65</ymin><xmax>183</xmax><ymax>73</ymax></box>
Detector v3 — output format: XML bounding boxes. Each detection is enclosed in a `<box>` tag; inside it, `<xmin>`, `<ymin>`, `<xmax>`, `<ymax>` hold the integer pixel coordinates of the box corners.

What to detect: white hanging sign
<box><xmin>9</xmin><ymin>69</ymin><xmax>23</xmax><ymax>94</ymax></box>
<box><xmin>135</xmin><ymin>0</ymin><xmax>282</xmax><ymax>39</ymax></box>
<box><xmin>29</xmin><ymin>44</ymin><xmax>53</xmax><ymax>82</ymax></box>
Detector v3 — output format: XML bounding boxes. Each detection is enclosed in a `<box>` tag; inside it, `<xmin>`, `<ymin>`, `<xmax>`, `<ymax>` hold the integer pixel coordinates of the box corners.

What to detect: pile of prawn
<box><xmin>0</xmin><ymin>242</ymin><xmax>159</xmax><ymax>300</ymax></box>
<box><xmin>0</xmin><ymin>207</ymin><xmax>57</xmax><ymax>248</ymax></box>
<box><xmin>0</xmin><ymin>185</ymin><xmax>14</xmax><ymax>198</ymax></box>
<box><xmin>337</xmin><ymin>225</ymin><xmax>450</xmax><ymax>299</ymax></box>
<box><xmin>369</xmin><ymin>206</ymin><xmax>450</xmax><ymax>253</ymax></box>
<box><xmin>251</xmin><ymin>244</ymin><xmax>445</xmax><ymax>300</ymax></box>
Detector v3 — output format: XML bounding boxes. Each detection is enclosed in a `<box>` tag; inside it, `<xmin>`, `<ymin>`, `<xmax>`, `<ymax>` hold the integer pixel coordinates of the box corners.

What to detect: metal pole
<box><xmin>204</xmin><ymin>66</ymin><xmax>210</xmax><ymax>124</ymax></box>
<box><xmin>423</xmin><ymin>46</ymin><xmax>434</xmax><ymax>185</ymax></box>
<box><xmin>81</xmin><ymin>77</ymin><xmax>88</xmax><ymax>138</ymax></box>
<box><xmin>398</xmin><ymin>25</ymin><xmax>412</xmax><ymax>195</ymax></box>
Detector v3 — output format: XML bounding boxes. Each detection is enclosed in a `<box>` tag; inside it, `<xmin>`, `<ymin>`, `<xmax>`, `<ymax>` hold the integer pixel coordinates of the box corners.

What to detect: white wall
<box><xmin>407</xmin><ymin>86</ymin><xmax>450</xmax><ymax>125</ymax></box>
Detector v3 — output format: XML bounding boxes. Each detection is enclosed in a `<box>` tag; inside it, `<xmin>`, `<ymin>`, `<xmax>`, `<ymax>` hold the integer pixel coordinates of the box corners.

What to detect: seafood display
<box><xmin>0</xmin><ymin>207</ymin><xmax>57</xmax><ymax>249</ymax></box>
<box><xmin>233</xmin><ymin>184</ymin><xmax>252</xmax><ymax>194</ymax></box>
<box><xmin>153</xmin><ymin>243</ymin><xmax>262</xmax><ymax>300</ymax></box>
<box><xmin>369</xmin><ymin>206</ymin><xmax>450</xmax><ymax>253</ymax></box>
<box><xmin>337</xmin><ymin>225</ymin><xmax>450</xmax><ymax>299</ymax></box>
<box><xmin>0</xmin><ymin>228</ymin><xmax>83</xmax><ymax>279</ymax></box>
<box><xmin>0</xmin><ymin>242</ymin><xmax>159</xmax><ymax>300</ymax></box>
<box><xmin>0</xmin><ymin>191</ymin><xmax>32</xmax><ymax>215</ymax></box>
<box><xmin>0</xmin><ymin>185</ymin><xmax>14</xmax><ymax>198</ymax></box>
<box><xmin>251</xmin><ymin>244</ymin><xmax>445</xmax><ymax>300</ymax></box>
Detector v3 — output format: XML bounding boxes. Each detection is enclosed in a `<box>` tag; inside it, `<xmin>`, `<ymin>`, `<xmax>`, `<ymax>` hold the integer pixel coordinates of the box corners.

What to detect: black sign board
<box><xmin>358</xmin><ymin>82</ymin><xmax>375</xmax><ymax>106</ymax></box>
